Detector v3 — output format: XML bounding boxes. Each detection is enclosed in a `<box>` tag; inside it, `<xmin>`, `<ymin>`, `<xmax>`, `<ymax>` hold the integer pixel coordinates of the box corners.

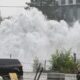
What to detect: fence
<box><xmin>21</xmin><ymin>60</ymin><xmax>51</xmax><ymax>72</ymax></box>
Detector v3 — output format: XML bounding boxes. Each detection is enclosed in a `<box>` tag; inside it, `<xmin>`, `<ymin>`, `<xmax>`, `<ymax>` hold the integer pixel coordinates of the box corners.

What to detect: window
<box><xmin>69</xmin><ymin>0</ymin><xmax>73</xmax><ymax>4</ymax></box>
<box><xmin>76</xmin><ymin>0</ymin><xmax>80</xmax><ymax>4</ymax></box>
<box><xmin>31</xmin><ymin>0</ymin><xmax>36</xmax><ymax>2</ymax></box>
<box><xmin>61</xmin><ymin>0</ymin><xmax>65</xmax><ymax>5</ymax></box>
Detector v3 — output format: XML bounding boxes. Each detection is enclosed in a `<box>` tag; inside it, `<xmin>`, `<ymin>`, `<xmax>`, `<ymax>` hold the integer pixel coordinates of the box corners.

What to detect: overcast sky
<box><xmin>0</xmin><ymin>0</ymin><xmax>30</xmax><ymax>17</ymax></box>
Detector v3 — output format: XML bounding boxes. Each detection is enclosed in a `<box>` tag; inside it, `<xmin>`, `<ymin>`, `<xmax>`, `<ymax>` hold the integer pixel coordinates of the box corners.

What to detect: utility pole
<box><xmin>73</xmin><ymin>53</ymin><xmax>76</xmax><ymax>63</ymax></box>
<box><xmin>44</xmin><ymin>60</ymin><xmax>46</xmax><ymax>71</ymax></box>
<box><xmin>10</xmin><ymin>54</ymin><xmax>12</xmax><ymax>59</ymax></box>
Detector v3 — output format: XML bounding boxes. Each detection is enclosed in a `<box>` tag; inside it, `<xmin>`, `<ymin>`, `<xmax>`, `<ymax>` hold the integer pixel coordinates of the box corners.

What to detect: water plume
<box><xmin>0</xmin><ymin>8</ymin><xmax>80</xmax><ymax>71</ymax></box>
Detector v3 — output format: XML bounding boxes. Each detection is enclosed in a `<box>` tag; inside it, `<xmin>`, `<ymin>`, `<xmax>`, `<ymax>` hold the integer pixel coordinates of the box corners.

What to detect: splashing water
<box><xmin>0</xmin><ymin>8</ymin><xmax>80</xmax><ymax>71</ymax></box>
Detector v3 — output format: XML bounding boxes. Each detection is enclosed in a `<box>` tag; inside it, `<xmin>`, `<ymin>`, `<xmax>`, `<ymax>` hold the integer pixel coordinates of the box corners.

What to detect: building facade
<box><xmin>27</xmin><ymin>0</ymin><xmax>80</xmax><ymax>24</ymax></box>
<box><xmin>57</xmin><ymin>0</ymin><xmax>80</xmax><ymax>23</ymax></box>
<box><xmin>57</xmin><ymin>0</ymin><xmax>80</xmax><ymax>5</ymax></box>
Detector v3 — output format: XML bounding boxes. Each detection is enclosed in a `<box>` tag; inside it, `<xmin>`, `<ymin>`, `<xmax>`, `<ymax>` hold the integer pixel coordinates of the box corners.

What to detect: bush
<box><xmin>50</xmin><ymin>49</ymin><xmax>78</xmax><ymax>73</ymax></box>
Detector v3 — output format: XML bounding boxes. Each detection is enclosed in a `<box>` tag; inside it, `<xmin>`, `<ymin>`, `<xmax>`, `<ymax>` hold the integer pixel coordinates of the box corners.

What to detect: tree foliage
<box><xmin>50</xmin><ymin>50</ymin><xmax>78</xmax><ymax>73</ymax></box>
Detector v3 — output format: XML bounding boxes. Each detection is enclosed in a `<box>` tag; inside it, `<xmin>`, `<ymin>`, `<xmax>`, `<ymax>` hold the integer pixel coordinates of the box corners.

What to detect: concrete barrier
<box><xmin>65</xmin><ymin>74</ymin><xmax>76</xmax><ymax>80</ymax></box>
<box><xmin>23</xmin><ymin>72</ymin><xmax>47</xmax><ymax>80</ymax></box>
<box><xmin>23</xmin><ymin>72</ymin><xmax>77</xmax><ymax>80</ymax></box>
<box><xmin>47</xmin><ymin>73</ymin><xmax>64</xmax><ymax>80</ymax></box>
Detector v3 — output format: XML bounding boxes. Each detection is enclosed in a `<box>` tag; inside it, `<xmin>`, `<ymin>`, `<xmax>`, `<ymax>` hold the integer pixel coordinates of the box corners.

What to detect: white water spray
<box><xmin>0</xmin><ymin>8</ymin><xmax>80</xmax><ymax>71</ymax></box>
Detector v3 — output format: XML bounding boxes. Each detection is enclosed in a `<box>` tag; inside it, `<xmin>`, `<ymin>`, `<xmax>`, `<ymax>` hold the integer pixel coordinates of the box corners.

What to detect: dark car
<box><xmin>0</xmin><ymin>59</ymin><xmax>23</xmax><ymax>80</ymax></box>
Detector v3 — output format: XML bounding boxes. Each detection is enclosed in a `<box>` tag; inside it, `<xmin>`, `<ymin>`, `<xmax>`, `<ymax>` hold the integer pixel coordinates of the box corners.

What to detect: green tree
<box><xmin>50</xmin><ymin>50</ymin><xmax>78</xmax><ymax>73</ymax></box>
